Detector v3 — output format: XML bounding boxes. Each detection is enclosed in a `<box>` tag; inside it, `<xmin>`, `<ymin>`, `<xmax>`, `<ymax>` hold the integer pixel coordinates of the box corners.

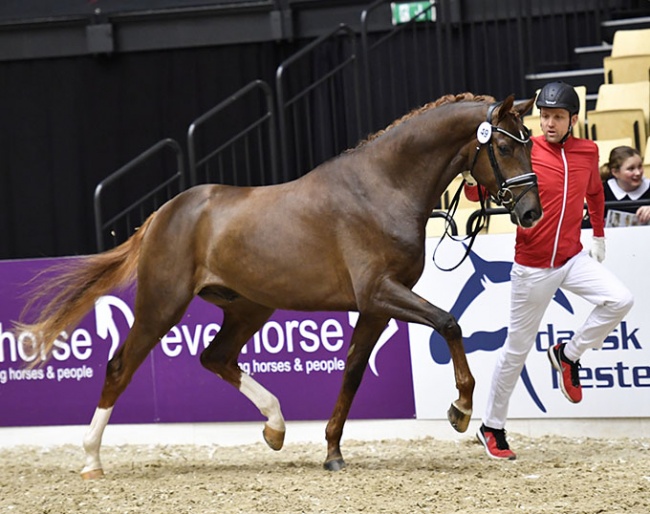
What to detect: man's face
<box><xmin>539</xmin><ymin>107</ymin><xmax>578</xmax><ymax>144</ymax></box>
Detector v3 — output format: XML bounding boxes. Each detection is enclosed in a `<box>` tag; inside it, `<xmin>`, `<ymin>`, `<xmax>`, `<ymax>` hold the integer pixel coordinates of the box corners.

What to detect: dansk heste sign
<box><xmin>409</xmin><ymin>227</ymin><xmax>650</xmax><ymax>420</ymax></box>
<box><xmin>0</xmin><ymin>257</ymin><xmax>415</xmax><ymax>427</ymax></box>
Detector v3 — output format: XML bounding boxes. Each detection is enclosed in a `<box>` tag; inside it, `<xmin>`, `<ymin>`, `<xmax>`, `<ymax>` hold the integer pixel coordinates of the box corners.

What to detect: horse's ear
<box><xmin>513</xmin><ymin>97</ymin><xmax>536</xmax><ymax>118</ymax></box>
<box><xmin>496</xmin><ymin>95</ymin><xmax>515</xmax><ymax>122</ymax></box>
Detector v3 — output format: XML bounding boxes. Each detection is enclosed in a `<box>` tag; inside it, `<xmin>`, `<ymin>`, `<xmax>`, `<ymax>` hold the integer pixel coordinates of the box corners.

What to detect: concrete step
<box><xmin>601</xmin><ymin>15</ymin><xmax>650</xmax><ymax>43</ymax></box>
<box><xmin>585</xmin><ymin>93</ymin><xmax>597</xmax><ymax>112</ymax></box>
<box><xmin>525</xmin><ymin>68</ymin><xmax>604</xmax><ymax>96</ymax></box>
<box><xmin>574</xmin><ymin>44</ymin><xmax>612</xmax><ymax>69</ymax></box>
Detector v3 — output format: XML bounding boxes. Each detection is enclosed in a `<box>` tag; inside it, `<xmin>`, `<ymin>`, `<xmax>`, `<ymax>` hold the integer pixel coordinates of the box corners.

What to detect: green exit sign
<box><xmin>391</xmin><ymin>1</ymin><xmax>436</xmax><ymax>25</ymax></box>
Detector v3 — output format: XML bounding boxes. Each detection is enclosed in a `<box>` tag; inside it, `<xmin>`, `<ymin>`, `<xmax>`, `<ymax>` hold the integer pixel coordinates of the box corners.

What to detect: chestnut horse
<box><xmin>20</xmin><ymin>93</ymin><xmax>541</xmax><ymax>478</ymax></box>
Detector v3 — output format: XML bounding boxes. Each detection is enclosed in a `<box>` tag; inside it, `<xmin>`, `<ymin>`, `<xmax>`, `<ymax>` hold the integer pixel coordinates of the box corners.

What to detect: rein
<box><xmin>432</xmin><ymin>101</ymin><xmax>535</xmax><ymax>272</ymax></box>
<box><xmin>432</xmin><ymin>177</ymin><xmax>487</xmax><ymax>272</ymax></box>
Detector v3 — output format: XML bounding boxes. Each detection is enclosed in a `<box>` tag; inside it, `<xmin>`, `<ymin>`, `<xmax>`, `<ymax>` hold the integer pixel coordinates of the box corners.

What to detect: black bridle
<box><xmin>432</xmin><ymin>101</ymin><xmax>537</xmax><ymax>271</ymax></box>
<box><xmin>469</xmin><ymin>101</ymin><xmax>537</xmax><ymax>212</ymax></box>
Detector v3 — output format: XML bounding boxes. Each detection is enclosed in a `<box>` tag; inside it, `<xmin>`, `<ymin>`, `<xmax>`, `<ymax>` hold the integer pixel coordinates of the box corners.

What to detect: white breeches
<box><xmin>483</xmin><ymin>251</ymin><xmax>633</xmax><ymax>429</ymax></box>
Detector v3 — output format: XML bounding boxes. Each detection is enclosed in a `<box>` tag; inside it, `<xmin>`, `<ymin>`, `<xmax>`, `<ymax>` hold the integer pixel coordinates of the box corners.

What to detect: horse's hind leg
<box><xmin>199</xmin><ymin>301</ymin><xmax>286</xmax><ymax>450</ymax></box>
<box><xmin>81</xmin><ymin>292</ymin><xmax>192</xmax><ymax>479</ymax></box>
<box><xmin>324</xmin><ymin>314</ymin><xmax>389</xmax><ymax>471</ymax></box>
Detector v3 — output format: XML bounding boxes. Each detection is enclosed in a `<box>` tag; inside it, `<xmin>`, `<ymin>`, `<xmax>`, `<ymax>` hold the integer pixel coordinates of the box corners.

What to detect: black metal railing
<box><xmin>187</xmin><ymin>79</ymin><xmax>278</xmax><ymax>187</ymax></box>
<box><xmin>92</xmin><ymin>0</ymin><xmax>647</xmax><ymax>250</ymax></box>
<box><xmin>93</xmin><ymin>138</ymin><xmax>185</xmax><ymax>251</ymax></box>
<box><xmin>276</xmin><ymin>23</ymin><xmax>362</xmax><ymax>181</ymax></box>
<box><xmin>464</xmin><ymin>199</ymin><xmax>650</xmax><ymax>235</ymax></box>
<box><xmin>429</xmin><ymin>210</ymin><xmax>459</xmax><ymax>236</ymax></box>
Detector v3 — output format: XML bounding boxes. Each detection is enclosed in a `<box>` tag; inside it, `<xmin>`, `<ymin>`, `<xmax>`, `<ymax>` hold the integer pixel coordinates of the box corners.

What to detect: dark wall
<box><xmin>1</xmin><ymin>0</ymin><xmax>647</xmax><ymax>260</ymax></box>
<box><xmin>0</xmin><ymin>42</ymin><xmax>295</xmax><ymax>259</ymax></box>
<box><xmin>0</xmin><ymin>1</ymin><xmax>254</xmax><ymax>22</ymax></box>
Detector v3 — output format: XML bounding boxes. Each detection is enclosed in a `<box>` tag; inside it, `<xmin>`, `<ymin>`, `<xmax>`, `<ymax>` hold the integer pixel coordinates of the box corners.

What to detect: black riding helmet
<box><xmin>535</xmin><ymin>82</ymin><xmax>580</xmax><ymax>143</ymax></box>
<box><xmin>535</xmin><ymin>82</ymin><xmax>580</xmax><ymax>115</ymax></box>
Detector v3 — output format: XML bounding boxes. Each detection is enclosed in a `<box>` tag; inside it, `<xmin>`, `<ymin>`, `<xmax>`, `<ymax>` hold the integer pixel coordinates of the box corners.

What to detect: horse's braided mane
<box><xmin>352</xmin><ymin>92</ymin><xmax>498</xmax><ymax>150</ymax></box>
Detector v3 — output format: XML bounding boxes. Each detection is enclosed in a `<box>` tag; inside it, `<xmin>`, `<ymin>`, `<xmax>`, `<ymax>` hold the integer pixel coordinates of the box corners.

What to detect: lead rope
<box><xmin>431</xmin><ymin>167</ymin><xmax>489</xmax><ymax>272</ymax></box>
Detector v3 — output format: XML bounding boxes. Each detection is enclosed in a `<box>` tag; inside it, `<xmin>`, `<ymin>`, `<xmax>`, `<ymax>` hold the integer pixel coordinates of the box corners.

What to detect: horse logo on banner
<box><xmin>95</xmin><ymin>296</ymin><xmax>134</xmax><ymax>361</ymax></box>
<box><xmin>428</xmin><ymin>248</ymin><xmax>575</xmax><ymax>413</ymax></box>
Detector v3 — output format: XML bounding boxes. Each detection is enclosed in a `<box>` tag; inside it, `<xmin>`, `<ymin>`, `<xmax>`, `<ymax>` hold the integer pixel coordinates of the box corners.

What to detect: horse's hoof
<box><xmin>324</xmin><ymin>458</ymin><xmax>346</xmax><ymax>472</ymax></box>
<box><xmin>263</xmin><ymin>424</ymin><xmax>285</xmax><ymax>451</ymax></box>
<box><xmin>447</xmin><ymin>401</ymin><xmax>471</xmax><ymax>433</ymax></box>
<box><xmin>80</xmin><ymin>468</ymin><xmax>105</xmax><ymax>480</ymax></box>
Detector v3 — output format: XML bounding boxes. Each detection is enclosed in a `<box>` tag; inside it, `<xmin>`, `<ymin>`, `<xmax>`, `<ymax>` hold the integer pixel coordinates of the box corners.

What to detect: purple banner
<box><xmin>0</xmin><ymin>257</ymin><xmax>415</xmax><ymax>427</ymax></box>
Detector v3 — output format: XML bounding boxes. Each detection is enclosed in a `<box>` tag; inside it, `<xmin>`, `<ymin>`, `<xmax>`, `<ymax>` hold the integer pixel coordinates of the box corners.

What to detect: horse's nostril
<box><xmin>522</xmin><ymin>209</ymin><xmax>541</xmax><ymax>226</ymax></box>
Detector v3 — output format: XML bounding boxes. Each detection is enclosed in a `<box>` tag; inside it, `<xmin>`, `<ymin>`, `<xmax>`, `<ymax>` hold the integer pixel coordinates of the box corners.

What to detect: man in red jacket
<box><xmin>467</xmin><ymin>82</ymin><xmax>634</xmax><ymax>460</ymax></box>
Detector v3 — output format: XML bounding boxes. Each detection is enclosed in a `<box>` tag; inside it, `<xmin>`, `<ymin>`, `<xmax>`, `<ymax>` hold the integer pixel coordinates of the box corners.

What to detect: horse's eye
<box><xmin>498</xmin><ymin>144</ymin><xmax>511</xmax><ymax>156</ymax></box>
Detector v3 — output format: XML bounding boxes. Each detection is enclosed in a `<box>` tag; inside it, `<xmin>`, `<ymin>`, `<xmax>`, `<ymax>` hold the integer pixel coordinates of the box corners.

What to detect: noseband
<box><xmin>470</xmin><ymin>101</ymin><xmax>537</xmax><ymax>211</ymax></box>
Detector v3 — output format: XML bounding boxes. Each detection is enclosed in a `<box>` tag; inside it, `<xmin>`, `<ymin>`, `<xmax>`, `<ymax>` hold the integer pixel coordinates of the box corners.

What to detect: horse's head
<box><xmin>468</xmin><ymin>95</ymin><xmax>542</xmax><ymax>228</ymax></box>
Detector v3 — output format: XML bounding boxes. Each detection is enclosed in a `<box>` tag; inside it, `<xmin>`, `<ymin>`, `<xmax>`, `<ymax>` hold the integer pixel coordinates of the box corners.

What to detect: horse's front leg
<box><xmin>324</xmin><ymin>314</ymin><xmax>389</xmax><ymax>471</ymax></box>
<box><xmin>437</xmin><ymin>312</ymin><xmax>473</xmax><ymax>433</ymax></box>
<box><xmin>373</xmin><ymin>280</ymin><xmax>474</xmax><ymax>433</ymax></box>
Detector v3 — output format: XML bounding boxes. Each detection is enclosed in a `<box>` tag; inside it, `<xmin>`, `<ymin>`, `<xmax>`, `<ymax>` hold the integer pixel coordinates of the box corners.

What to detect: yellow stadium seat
<box><xmin>426</xmin><ymin>215</ymin><xmax>451</xmax><ymax>237</ymax></box>
<box><xmin>594</xmin><ymin>137</ymin><xmax>634</xmax><ymax>169</ymax></box>
<box><xmin>522</xmin><ymin>115</ymin><xmax>544</xmax><ymax>137</ymax></box>
<box><xmin>587</xmin><ymin>81</ymin><xmax>650</xmax><ymax>154</ymax></box>
<box><xmin>610</xmin><ymin>28</ymin><xmax>650</xmax><ymax>57</ymax></box>
<box><xmin>486</xmin><ymin>212</ymin><xmax>517</xmax><ymax>234</ymax></box>
<box><xmin>453</xmin><ymin>207</ymin><xmax>486</xmax><ymax>236</ymax></box>
<box><xmin>588</xmin><ymin>111</ymin><xmax>647</xmax><ymax>155</ymax></box>
<box><xmin>603</xmin><ymin>54</ymin><xmax>650</xmax><ymax>84</ymax></box>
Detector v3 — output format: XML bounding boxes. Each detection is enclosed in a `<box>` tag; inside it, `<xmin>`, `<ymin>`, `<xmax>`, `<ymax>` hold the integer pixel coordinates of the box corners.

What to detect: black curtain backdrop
<box><xmin>2</xmin><ymin>1</ymin><xmax>646</xmax><ymax>260</ymax></box>
<box><xmin>0</xmin><ymin>42</ymin><xmax>296</xmax><ymax>259</ymax></box>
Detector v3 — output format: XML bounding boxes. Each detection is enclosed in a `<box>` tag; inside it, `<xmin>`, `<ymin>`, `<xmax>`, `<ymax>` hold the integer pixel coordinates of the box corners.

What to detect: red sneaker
<box><xmin>477</xmin><ymin>424</ymin><xmax>516</xmax><ymax>460</ymax></box>
<box><xmin>548</xmin><ymin>343</ymin><xmax>582</xmax><ymax>403</ymax></box>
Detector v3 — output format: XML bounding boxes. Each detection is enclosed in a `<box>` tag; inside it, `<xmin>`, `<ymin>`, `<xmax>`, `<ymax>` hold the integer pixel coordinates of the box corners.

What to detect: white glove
<box><xmin>589</xmin><ymin>236</ymin><xmax>606</xmax><ymax>263</ymax></box>
<box><xmin>461</xmin><ymin>169</ymin><xmax>477</xmax><ymax>186</ymax></box>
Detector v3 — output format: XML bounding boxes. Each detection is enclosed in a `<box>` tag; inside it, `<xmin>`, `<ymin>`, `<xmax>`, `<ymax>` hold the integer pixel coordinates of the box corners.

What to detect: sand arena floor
<box><xmin>1</xmin><ymin>433</ymin><xmax>649</xmax><ymax>513</ymax></box>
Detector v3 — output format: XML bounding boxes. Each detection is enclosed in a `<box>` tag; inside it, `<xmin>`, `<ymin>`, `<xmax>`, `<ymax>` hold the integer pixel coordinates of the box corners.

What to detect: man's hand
<box><xmin>589</xmin><ymin>236</ymin><xmax>606</xmax><ymax>262</ymax></box>
<box><xmin>461</xmin><ymin>169</ymin><xmax>477</xmax><ymax>186</ymax></box>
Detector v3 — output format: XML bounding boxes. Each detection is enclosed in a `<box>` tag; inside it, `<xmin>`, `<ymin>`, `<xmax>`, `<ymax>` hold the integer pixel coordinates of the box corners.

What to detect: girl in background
<box><xmin>601</xmin><ymin>146</ymin><xmax>650</xmax><ymax>225</ymax></box>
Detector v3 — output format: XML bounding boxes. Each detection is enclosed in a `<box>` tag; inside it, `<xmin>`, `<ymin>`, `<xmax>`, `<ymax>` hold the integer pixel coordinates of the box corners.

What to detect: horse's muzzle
<box><xmin>511</xmin><ymin>205</ymin><xmax>543</xmax><ymax>228</ymax></box>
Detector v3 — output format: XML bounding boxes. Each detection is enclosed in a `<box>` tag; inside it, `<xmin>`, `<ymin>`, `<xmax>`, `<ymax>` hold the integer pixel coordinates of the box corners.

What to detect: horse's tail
<box><xmin>17</xmin><ymin>212</ymin><xmax>157</xmax><ymax>366</ymax></box>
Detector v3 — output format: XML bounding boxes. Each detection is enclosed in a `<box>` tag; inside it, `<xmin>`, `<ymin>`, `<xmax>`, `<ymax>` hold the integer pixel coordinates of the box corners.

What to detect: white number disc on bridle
<box><xmin>477</xmin><ymin>121</ymin><xmax>492</xmax><ymax>144</ymax></box>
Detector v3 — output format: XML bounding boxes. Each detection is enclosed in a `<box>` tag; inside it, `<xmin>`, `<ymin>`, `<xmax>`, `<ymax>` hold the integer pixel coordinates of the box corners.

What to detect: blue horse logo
<box><xmin>429</xmin><ymin>248</ymin><xmax>574</xmax><ymax>413</ymax></box>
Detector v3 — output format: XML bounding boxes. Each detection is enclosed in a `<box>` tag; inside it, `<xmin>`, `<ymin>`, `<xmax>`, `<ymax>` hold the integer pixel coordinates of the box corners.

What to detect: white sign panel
<box><xmin>409</xmin><ymin>226</ymin><xmax>650</xmax><ymax>420</ymax></box>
